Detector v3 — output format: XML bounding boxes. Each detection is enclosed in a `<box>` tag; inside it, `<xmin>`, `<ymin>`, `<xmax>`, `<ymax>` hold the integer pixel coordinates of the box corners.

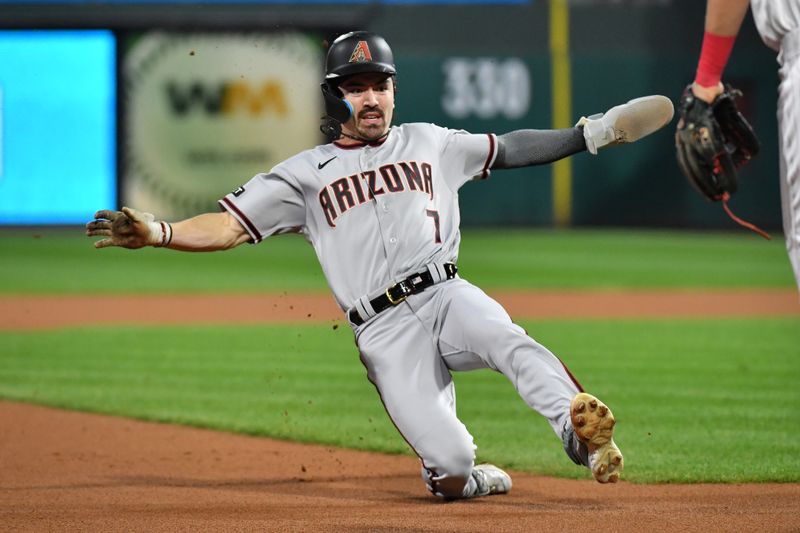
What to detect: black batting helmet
<box><xmin>320</xmin><ymin>31</ymin><xmax>396</xmax><ymax>140</ymax></box>
<box><xmin>324</xmin><ymin>31</ymin><xmax>396</xmax><ymax>82</ymax></box>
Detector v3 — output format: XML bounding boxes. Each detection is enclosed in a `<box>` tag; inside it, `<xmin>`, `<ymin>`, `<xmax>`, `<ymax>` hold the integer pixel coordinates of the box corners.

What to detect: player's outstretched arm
<box><xmin>494</xmin><ymin>94</ymin><xmax>674</xmax><ymax>167</ymax></box>
<box><xmin>86</xmin><ymin>208</ymin><xmax>250</xmax><ymax>251</ymax></box>
<box><xmin>493</xmin><ymin>128</ymin><xmax>586</xmax><ymax>169</ymax></box>
<box><xmin>169</xmin><ymin>212</ymin><xmax>251</xmax><ymax>251</ymax></box>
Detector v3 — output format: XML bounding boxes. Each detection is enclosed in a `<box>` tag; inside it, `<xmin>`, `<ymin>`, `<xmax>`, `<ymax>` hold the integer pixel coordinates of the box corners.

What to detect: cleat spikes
<box><xmin>569</xmin><ymin>392</ymin><xmax>624</xmax><ymax>484</ymax></box>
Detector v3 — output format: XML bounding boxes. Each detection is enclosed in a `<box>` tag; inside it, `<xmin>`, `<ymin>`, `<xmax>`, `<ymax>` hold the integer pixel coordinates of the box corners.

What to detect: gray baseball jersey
<box><xmin>751</xmin><ymin>0</ymin><xmax>799</xmax><ymax>53</ymax></box>
<box><xmin>219</xmin><ymin>122</ymin><xmax>582</xmax><ymax>498</ymax></box>
<box><xmin>220</xmin><ymin>122</ymin><xmax>496</xmax><ymax>310</ymax></box>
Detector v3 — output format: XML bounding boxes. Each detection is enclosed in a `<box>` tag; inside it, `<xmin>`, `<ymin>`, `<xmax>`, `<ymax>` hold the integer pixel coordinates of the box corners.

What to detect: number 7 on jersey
<box><xmin>425</xmin><ymin>209</ymin><xmax>441</xmax><ymax>244</ymax></box>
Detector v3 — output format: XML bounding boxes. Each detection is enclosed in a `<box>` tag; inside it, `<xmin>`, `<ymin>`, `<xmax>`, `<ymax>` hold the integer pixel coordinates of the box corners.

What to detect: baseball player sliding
<box><xmin>87</xmin><ymin>31</ymin><xmax>674</xmax><ymax>499</ymax></box>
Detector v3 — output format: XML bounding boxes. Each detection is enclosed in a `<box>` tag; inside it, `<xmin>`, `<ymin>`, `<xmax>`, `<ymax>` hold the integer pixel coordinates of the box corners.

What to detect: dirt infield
<box><xmin>1</xmin><ymin>290</ymin><xmax>799</xmax><ymax>531</ymax></box>
<box><xmin>2</xmin><ymin>402</ymin><xmax>799</xmax><ymax>532</ymax></box>
<box><xmin>2</xmin><ymin>288</ymin><xmax>799</xmax><ymax>330</ymax></box>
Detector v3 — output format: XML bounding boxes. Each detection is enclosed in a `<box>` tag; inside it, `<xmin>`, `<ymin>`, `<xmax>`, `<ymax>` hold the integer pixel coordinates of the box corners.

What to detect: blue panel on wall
<box><xmin>0</xmin><ymin>30</ymin><xmax>116</xmax><ymax>224</ymax></box>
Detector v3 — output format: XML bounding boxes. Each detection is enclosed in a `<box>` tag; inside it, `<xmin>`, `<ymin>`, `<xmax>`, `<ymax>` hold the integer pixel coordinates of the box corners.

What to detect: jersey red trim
<box><xmin>219</xmin><ymin>197</ymin><xmax>263</xmax><ymax>243</ymax></box>
<box><xmin>480</xmin><ymin>134</ymin><xmax>496</xmax><ymax>179</ymax></box>
<box><xmin>333</xmin><ymin>136</ymin><xmax>389</xmax><ymax>149</ymax></box>
<box><xmin>559</xmin><ymin>359</ymin><xmax>584</xmax><ymax>392</ymax></box>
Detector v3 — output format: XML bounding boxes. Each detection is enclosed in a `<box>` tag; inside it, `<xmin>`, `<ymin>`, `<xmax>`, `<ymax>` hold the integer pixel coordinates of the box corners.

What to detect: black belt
<box><xmin>348</xmin><ymin>263</ymin><xmax>457</xmax><ymax>326</ymax></box>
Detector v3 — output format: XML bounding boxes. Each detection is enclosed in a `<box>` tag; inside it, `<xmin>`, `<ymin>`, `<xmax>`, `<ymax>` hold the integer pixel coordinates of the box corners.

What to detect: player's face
<box><xmin>338</xmin><ymin>73</ymin><xmax>395</xmax><ymax>141</ymax></box>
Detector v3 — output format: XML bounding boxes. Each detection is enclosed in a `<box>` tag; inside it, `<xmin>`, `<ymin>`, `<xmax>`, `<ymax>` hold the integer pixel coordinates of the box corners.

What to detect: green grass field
<box><xmin>1</xmin><ymin>228</ymin><xmax>798</xmax><ymax>483</ymax></box>
<box><xmin>0</xmin><ymin>227</ymin><xmax>794</xmax><ymax>292</ymax></box>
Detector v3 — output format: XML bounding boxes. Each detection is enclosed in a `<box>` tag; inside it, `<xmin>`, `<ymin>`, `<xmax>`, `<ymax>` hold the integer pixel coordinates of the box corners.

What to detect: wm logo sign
<box><xmin>165</xmin><ymin>80</ymin><xmax>288</xmax><ymax>117</ymax></box>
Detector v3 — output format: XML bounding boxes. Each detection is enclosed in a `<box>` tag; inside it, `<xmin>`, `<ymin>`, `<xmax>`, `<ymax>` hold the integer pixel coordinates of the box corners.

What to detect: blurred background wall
<box><xmin>0</xmin><ymin>0</ymin><xmax>781</xmax><ymax>228</ymax></box>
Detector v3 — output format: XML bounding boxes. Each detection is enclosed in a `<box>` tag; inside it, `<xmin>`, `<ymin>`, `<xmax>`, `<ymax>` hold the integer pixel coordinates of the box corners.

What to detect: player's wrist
<box><xmin>154</xmin><ymin>221</ymin><xmax>173</xmax><ymax>247</ymax></box>
<box><xmin>694</xmin><ymin>31</ymin><xmax>736</xmax><ymax>89</ymax></box>
<box><xmin>691</xmin><ymin>81</ymin><xmax>724</xmax><ymax>104</ymax></box>
<box><xmin>146</xmin><ymin>220</ymin><xmax>173</xmax><ymax>247</ymax></box>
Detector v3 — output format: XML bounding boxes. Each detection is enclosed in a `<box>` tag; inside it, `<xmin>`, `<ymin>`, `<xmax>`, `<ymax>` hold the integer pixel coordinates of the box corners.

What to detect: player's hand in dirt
<box><xmin>86</xmin><ymin>207</ymin><xmax>167</xmax><ymax>249</ymax></box>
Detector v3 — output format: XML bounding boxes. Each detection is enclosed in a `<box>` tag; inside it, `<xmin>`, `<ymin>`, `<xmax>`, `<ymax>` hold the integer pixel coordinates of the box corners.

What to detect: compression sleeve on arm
<box><xmin>694</xmin><ymin>31</ymin><xmax>736</xmax><ymax>87</ymax></box>
<box><xmin>492</xmin><ymin>128</ymin><xmax>586</xmax><ymax>169</ymax></box>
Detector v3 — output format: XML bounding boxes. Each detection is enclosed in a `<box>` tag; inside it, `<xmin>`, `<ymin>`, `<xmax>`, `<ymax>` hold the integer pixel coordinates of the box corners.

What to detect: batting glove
<box><xmin>86</xmin><ymin>207</ymin><xmax>172</xmax><ymax>249</ymax></box>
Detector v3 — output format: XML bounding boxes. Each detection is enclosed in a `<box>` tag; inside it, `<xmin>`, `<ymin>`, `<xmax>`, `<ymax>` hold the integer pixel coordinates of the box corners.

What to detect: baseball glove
<box><xmin>675</xmin><ymin>84</ymin><xmax>770</xmax><ymax>239</ymax></box>
<box><xmin>675</xmin><ymin>84</ymin><xmax>760</xmax><ymax>201</ymax></box>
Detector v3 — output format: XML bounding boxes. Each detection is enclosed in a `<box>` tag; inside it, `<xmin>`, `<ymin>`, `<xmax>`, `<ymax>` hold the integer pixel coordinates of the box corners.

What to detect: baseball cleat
<box><xmin>566</xmin><ymin>392</ymin><xmax>624</xmax><ymax>483</ymax></box>
<box><xmin>577</xmin><ymin>95</ymin><xmax>675</xmax><ymax>154</ymax></box>
<box><xmin>471</xmin><ymin>464</ymin><xmax>513</xmax><ymax>496</ymax></box>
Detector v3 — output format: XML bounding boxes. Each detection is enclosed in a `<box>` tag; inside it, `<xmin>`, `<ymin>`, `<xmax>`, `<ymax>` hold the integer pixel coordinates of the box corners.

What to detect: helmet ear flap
<box><xmin>320</xmin><ymin>82</ymin><xmax>353</xmax><ymax>141</ymax></box>
<box><xmin>321</xmin><ymin>81</ymin><xmax>353</xmax><ymax>124</ymax></box>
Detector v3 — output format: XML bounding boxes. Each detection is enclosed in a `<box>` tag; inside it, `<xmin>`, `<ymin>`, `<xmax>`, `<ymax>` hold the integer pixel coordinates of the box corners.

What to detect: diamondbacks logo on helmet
<box><xmin>349</xmin><ymin>41</ymin><xmax>373</xmax><ymax>63</ymax></box>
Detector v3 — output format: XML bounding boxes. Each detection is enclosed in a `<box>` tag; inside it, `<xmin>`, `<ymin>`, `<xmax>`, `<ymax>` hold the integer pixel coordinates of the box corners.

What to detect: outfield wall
<box><xmin>0</xmin><ymin>0</ymin><xmax>782</xmax><ymax>229</ymax></box>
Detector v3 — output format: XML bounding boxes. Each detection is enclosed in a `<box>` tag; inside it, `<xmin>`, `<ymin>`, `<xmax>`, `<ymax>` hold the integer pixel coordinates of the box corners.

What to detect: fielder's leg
<box><xmin>777</xmin><ymin>52</ymin><xmax>800</xmax><ymax>289</ymax></box>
